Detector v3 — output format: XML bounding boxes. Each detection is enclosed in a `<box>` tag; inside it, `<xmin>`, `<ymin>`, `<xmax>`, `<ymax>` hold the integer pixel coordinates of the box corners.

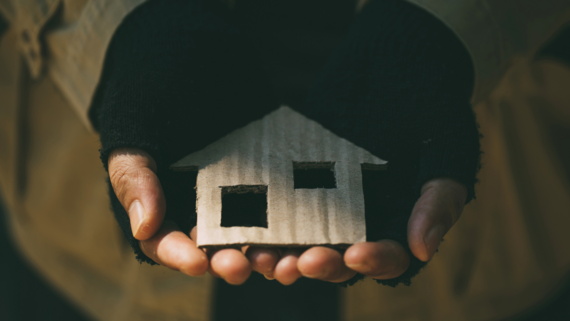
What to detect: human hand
<box><xmin>107</xmin><ymin>146</ymin><xmax>466</xmax><ymax>286</ymax></box>
<box><xmin>245</xmin><ymin>177</ymin><xmax>467</xmax><ymax>284</ymax></box>
<box><xmin>260</xmin><ymin>0</ymin><xmax>480</xmax><ymax>286</ymax></box>
<box><xmin>96</xmin><ymin>0</ymin><xmax>276</xmax><ymax>284</ymax></box>
<box><xmin>108</xmin><ymin>147</ymin><xmax>253</xmax><ymax>285</ymax></box>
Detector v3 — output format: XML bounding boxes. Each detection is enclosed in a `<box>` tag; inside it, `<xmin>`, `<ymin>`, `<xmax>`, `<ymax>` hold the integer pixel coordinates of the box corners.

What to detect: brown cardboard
<box><xmin>171</xmin><ymin>106</ymin><xmax>387</xmax><ymax>247</ymax></box>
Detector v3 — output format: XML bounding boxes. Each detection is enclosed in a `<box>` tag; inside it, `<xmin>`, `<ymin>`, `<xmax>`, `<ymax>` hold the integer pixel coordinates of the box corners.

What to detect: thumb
<box><xmin>108</xmin><ymin>147</ymin><xmax>166</xmax><ymax>240</ymax></box>
<box><xmin>407</xmin><ymin>178</ymin><xmax>467</xmax><ymax>262</ymax></box>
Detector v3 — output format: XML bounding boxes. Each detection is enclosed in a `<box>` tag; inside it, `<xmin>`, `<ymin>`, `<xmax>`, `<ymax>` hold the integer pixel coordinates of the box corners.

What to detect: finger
<box><xmin>246</xmin><ymin>247</ymin><xmax>281</xmax><ymax>279</ymax></box>
<box><xmin>206</xmin><ymin>250</ymin><xmax>222</xmax><ymax>279</ymax></box>
<box><xmin>139</xmin><ymin>221</ymin><xmax>209</xmax><ymax>277</ymax></box>
<box><xmin>190</xmin><ymin>226</ymin><xmax>213</xmax><ymax>260</ymax></box>
<box><xmin>203</xmin><ymin>246</ymin><xmax>222</xmax><ymax>278</ymax></box>
<box><xmin>297</xmin><ymin>247</ymin><xmax>357</xmax><ymax>283</ymax></box>
<box><xmin>188</xmin><ymin>227</ymin><xmax>229</xmax><ymax>280</ymax></box>
<box><xmin>274</xmin><ymin>249</ymin><xmax>304</xmax><ymax>285</ymax></box>
<box><xmin>189</xmin><ymin>226</ymin><xmax>198</xmax><ymax>241</ymax></box>
<box><xmin>408</xmin><ymin>178</ymin><xmax>468</xmax><ymax>262</ymax></box>
<box><xmin>344</xmin><ymin>240</ymin><xmax>410</xmax><ymax>279</ymax></box>
<box><xmin>207</xmin><ymin>266</ymin><xmax>222</xmax><ymax>279</ymax></box>
<box><xmin>210</xmin><ymin>249</ymin><xmax>252</xmax><ymax>285</ymax></box>
<box><xmin>108</xmin><ymin>148</ymin><xmax>166</xmax><ymax>240</ymax></box>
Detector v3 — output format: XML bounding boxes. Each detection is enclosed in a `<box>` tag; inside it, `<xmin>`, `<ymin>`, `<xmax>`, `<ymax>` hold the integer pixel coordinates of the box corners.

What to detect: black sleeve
<box><xmin>91</xmin><ymin>0</ymin><xmax>276</xmax><ymax>264</ymax></box>
<box><xmin>92</xmin><ymin>0</ymin><xmax>480</xmax><ymax>288</ymax></box>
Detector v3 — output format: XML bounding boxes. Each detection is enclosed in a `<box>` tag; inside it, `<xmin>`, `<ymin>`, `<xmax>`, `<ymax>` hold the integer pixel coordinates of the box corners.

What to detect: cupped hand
<box><xmin>246</xmin><ymin>178</ymin><xmax>467</xmax><ymax>285</ymax></box>
<box><xmin>108</xmin><ymin>147</ymin><xmax>466</xmax><ymax>285</ymax></box>
<box><xmin>108</xmin><ymin>147</ymin><xmax>252</xmax><ymax>285</ymax></box>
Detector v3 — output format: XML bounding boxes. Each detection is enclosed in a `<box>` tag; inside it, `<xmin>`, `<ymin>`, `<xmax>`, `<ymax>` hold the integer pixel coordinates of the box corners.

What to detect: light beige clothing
<box><xmin>0</xmin><ymin>0</ymin><xmax>569</xmax><ymax>320</ymax></box>
<box><xmin>0</xmin><ymin>27</ymin><xmax>212</xmax><ymax>321</ymax></box>
<box><xmin>405</xmin><ymin>0</ymin><xmax>570</xmax><ymax>105</ymax></box>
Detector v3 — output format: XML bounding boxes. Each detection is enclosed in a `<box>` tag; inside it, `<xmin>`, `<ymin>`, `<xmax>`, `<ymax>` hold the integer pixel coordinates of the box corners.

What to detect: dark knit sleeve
<box><xmin>93</xmin><ymin>0</ymin><xmax>480</xmax><ymax>288</ymax></box>
<box><xmin>300</xmin><ymin>0</ymin><xmax>480</xmax><ymax>287</ymax></box>
<box><xmin>97</xmin><ymin>1</ymin><xmax>239</xmax><ymax>170</ymax></box>
<box><xmin>92</xmin><ymin>0</ymin><xmax>276</xmax><ymax>264</ymax></box>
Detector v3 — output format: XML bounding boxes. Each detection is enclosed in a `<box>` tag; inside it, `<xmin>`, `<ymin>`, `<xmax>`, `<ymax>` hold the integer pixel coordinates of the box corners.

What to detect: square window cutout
<box><xmin>293</xmin><ymin>162</ymin><xmax>337</xmax><ymax>189</ymax></box>
<box><xmin>221</xmin><ymin>185</ymin><xmax>268</xmax><ymax>228</ymax></box>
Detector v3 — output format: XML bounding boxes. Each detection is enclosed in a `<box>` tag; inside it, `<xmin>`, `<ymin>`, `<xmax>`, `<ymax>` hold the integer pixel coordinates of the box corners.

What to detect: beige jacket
<box><xmin>0</xmin><ymin>0</ymin><xmax>570</xmax><ymax>320</ymax></box>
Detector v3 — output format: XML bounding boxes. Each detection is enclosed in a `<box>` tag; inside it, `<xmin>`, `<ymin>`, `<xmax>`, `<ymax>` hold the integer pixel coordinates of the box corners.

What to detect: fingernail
<box><xmin>424</xmin><ymin>224</ymin><xmax>445</xmax><ymax>261</ymax></box>
<box><xmin>346</xmin><ymin>263</ymin><xmax>369</xmax><ymax>273</ymax></box>
<box><xmin>264</xmin><ymin>274</ymin><xmax>275</xmax><ymax>280</ymax></box>
<box><xmin>304</xmin><ymin>274</ymin><xmax>320</xmax><ymax>279</ymax></box>
<box><xmin>304</xmin><ymin>269</ymin><xmax>327</xmax><ymax>279</ymax></box>
<box><xmin>129</xmin><ymin>200</ymin><xmax>145</xmax><ymax>237</ymax></box>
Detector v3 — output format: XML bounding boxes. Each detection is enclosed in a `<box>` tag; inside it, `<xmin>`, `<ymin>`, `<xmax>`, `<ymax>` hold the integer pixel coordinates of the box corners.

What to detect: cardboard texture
<box><xmin>171</xmin><ymin>106</ymin><xmax>387</xmax><ymax>247</ymax></box>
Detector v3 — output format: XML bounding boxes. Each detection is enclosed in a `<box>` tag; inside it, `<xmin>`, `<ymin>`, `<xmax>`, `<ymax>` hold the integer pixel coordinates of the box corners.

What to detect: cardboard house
<box><xmin>171</xmin><ymin>106</ymin><xmax>387</xmax><ymax>248</ymax></box>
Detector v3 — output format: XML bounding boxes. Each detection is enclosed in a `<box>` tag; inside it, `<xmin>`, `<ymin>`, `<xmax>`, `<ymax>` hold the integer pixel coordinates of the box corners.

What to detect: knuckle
<box><xmin>109</xmin><ymin>163</ymin><xmax>154</xmax><ymax>200</ymax></box>
<box><xmin>139</xmin><ymin>240</ymin><xmax>159</xmax><ymax>263</ymax></box>
<box><xmin>109</xmin><ymin>164</ymin><xmax>131</xmax><ymax>198</ymax></box>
